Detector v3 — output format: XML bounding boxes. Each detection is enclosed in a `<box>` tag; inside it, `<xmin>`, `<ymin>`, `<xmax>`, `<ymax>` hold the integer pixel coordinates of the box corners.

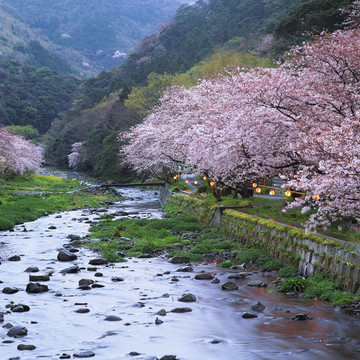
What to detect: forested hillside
<box><xmin>39</xmin><ymin>0</ymin><xmax>358</xmax><ymax>181</ymax></box>
<box><xmin>1</xmin><ymin>0</ymin><xmax>186</xmax><ymax>75</ymax></box>
<box><xmin>0</xmin><ymin>57</ymin><xmax>79</xmax><ymax>134</ymax></box>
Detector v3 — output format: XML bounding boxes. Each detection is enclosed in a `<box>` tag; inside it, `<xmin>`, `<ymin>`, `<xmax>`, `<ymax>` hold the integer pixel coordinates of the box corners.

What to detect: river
<box><xmin>1</xmin><ymin>188</ymin><xmax>360</xmax><ymax>360</ymax></box>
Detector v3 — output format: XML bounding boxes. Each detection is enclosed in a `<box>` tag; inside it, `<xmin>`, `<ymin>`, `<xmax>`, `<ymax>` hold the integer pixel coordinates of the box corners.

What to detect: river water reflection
<box><xmin>0</xmin><ymin>188</ymin><xmax>360</xmax><ymax>360</ymax></box>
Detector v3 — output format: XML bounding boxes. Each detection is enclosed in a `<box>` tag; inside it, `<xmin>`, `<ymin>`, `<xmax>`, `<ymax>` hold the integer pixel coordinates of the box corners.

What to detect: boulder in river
<box><xmin>104</xmin><ymin>315</ymin><xmax>122</xmax><ymax>321</ymax></box>
<box><xmin>170</xmin><ymin>307</ymin><xmax>192</xmax><ymax>313</ymax></box>
<box><xmin>195</xmin><ymin>273</ymin><xmax>214</xmax><ymax>280</ymax></box>
<box><xmin>8</xmin><ymin>255</ymin><xmax>21</xmax><ymax>261</ymax></box>
<box><xmin>17</xmin><ymin>344</ymin><xmax>36</xmax><ymax>350</ymax></box>
<box><xmin>60</xmin><ymin>265</ymin><xmax>80</xmax><ymax>274</ymax></box>
<box><xmin>7</xmin><ymin>326</ymin><xmax>28</xmax><ymax>338</ymax></box>
<box><xmin>57</xmin><ymin>250</ymin><xmax>77</xmax><ymax>262</ymax></box>
<box><xmin>247</xmin><ymin>280</ymin><xmax>267</xmax><ymax>287</ymax></box>
<box><xmin>176</xmin><ymin>266</ymin><xmax>193</xmax><ymax>272</ymax></box>
<box><xmin>221</xmin><ymin>282</ymin><xmax>238</xmax><ymax>291</ymax></box>
<box><xmin>178</xmin><ymin>293</ymin><xmax>196</xmax><ymax>302</ymax></box>
<box><xmin>29</xmin><ymin>274</ymin><xmax>50</xmax><ymax>282</ymax></box>
<box><xmin>10</xmin><ymin>304</ymin><xmax>30</xmax><ymax>312</ymax></box>
<box><xmin>251</xmin><ymin>301</ymin><xmax>265</xmax><ymax>312</ymax></box>
<box><xmin>73</xmin><ymin>351</ymin><xmax>95</xmax><ymax>358</ymax></box>
<box><xmin>26</xmin><ymin>282</ymin><xmax>49</xmax><ymax>293</ymax></box>
<box><xmin>242</xmin><ymin>312</ymin><xmax>258</xmax><ymax>319</ymax></box>
<box><xmin>24</xmin><ymin>266</ymin><xmax>39</xmax><ymax>273</ymax></box>
<box><xmin>89</xmin><ymin>258</ymin><xmax>108</xmax><ymax>266</ymax></box>
<box><xmin>292</xmin><ymin>313</ymin><xmax>311</xmax><ymax>321</ymax></box>
<box><xmin>3</xmin><ymin>287</ymin><xmax>19</xmax><ymax>294</ymax></box>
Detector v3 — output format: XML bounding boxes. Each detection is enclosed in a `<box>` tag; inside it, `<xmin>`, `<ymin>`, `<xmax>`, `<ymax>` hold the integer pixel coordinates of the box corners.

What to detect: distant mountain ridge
<box><xmin>0</xmin><ymin>0</ymin><xmax>187</xmax><ymax>76</ymax></box>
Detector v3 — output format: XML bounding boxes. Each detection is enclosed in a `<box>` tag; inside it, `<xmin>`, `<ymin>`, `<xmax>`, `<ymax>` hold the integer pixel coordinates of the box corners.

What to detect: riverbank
<box><xmin>0</xmin><ymin>174</ymin><xmax>118</xmax><ymax>231</ymax></box>
<box><xmin>1</xmin><ymin>187</ymin><xmax>360</xmax><ymax>360</ymax></box>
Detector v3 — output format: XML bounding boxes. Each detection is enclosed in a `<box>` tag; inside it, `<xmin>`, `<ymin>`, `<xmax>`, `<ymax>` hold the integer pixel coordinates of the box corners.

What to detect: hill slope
<box><xmin>1</xmin><ymin>0</ymin><xmax>187</xmax><ymax>76</ymax></box>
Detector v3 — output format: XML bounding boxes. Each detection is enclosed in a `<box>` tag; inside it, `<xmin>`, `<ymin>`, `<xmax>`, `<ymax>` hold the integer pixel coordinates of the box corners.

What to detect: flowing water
<box><xmin>0</xmin><ymin>188</ymin><xmax>360</xmax><ymax>360</ymax></box>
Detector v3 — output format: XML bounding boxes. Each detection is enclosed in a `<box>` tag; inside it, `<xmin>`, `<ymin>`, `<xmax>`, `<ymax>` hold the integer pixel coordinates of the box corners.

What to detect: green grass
<box><xmin>280</xmin><ymin>274</ymin><xmax>360</xmax><ymax>306</ymax></box>
<box><xmin>0</xmin><ymin>174</ymin><xmax>115</xmax><ymax>230</ymax></box>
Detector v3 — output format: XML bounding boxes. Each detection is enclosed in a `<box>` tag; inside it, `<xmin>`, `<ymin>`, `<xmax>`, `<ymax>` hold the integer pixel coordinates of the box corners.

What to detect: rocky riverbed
<box><xmin>1</xmin><ymin>188</ymin><xmax>360</xmax><ymax>360</ymax></box>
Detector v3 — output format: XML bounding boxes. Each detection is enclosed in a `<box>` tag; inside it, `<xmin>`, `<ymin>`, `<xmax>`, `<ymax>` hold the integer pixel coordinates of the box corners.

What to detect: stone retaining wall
<box><xmin>165</xmin><ymin>195</ymin><xmax>360</xmax><ymax>294</ymax></box>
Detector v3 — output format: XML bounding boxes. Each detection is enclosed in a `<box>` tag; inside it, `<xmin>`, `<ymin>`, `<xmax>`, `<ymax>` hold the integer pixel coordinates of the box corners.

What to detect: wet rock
<box><xmin>48</xmin><ymin>225</ymin><xmax>57</xmax><ymax>230</ymax></box>
<box><xmin>170</xmin><ymin>307</ymin><xmax>192</xmax><ymax>313</ymax></box>
<box><xmin>210</xmin><ymin>339</ymin><xmax>222</xmax><ymax>344</ymax></box>
<box><xmin>94</xmin><ymin>272</ymin><xmax>103</xmax><ymax>277</ymax></box>
<box><xmin>0</xmin><ymin>312</ymin><xmax>4</xmax><ymax>322</ymax></box>
<box><xmin>211</xmin><ymin>278</ymin><xmax>220</xmax><ymax>284</ymax></box>
<box><xmin>87</xmin><ymin>267</ymin><xmax>97</xmax><ymax>271</ymax></box>
<box><xmin>60</xmin><ymin>265</ymin><xmax>80</xmax><ymax>274</ymax></box>
<box><xmin>89</xmin><ymin>258</ymin><xmax>108</xmax><ymax>266</ymax></box>
<box><xmin>78</xmin><ymin>285</ymin><xmax>92</xmax><ymax>290</ymax></box>
<box><xmin>156</xmin><ymin>309</ymin><xmax>167</xmax><ymax>316</ymax></box>
<box><xmin>78</xmin><ymin>279</ymin><xmax>94</xmax><ymax>286</ymax></box>
<box><xmin>11</xmin><ymin>304</ymin><xmax>30</xmax><ymax>313</ymax></box>
<box><xmin>251</xmin><ymin>301</ymin><xmax>265</xmax><ymax>312</ymax></box>
<box><xmin>171</xmin><ymin>277</ymin><xmax>179</xmax><ymax>282</ymax></box>
<box><xmin>24</xmin><ymin>266</ymin><xmax>39</xmax><ymax>273</ymax></box>
<box><xmin>160</xmin><ymin>356</ymin><xmax>177</xmax><ymax>360</ymax></box>
<box><xmin>73</xmin><ymin>351</ymin><xmax>95</xmax><ymax>358</ymax></box>
<box><xmin>104</xmin><ymin>315</ymin><xmax>122</xmax><ymax>321</ymax></box>
<box><xmin>168</xmin><ymin>256</ymin><xmax>190</xmax><ymax>264</ymax></box>
<box><xmin>242</xmin><ymin>312</ymin><xmax>258</xmax><ymax>319</ymax></box>
<box><xmin>26</xmin><ymin>282</ymin><xmax>49</xmax><ymax>293</ymax></box>
<box><xmin>3</xmin><ymin>287</ymin><xmax>19</xmax><ymax>294</ymax></box>
<box><xmin>195</xmin><ymin>273</ymin><xmax>214</xmax><ymax>280</ymax></box>
<box><xmin>247</xmin><ymin>280</ymin><xmax>267</xmax><ymax>287</ymax></box>
<box><xmin>57</xmin><ymin>250</ymin><xmax>77</xmax><ymax>262</ymax></box>
<box><xmin>129</xmin><ymin>352</ymin><xmax>141</xmax><ymax>356</ymax></box>
<box><xmin>60</xmin><ymin>354</ymin><xmax>71</xmax><ymax>359</ymax></box>
<box><xmin>68</xmin><ymin>248</ymin><xmax>80</xmax><ymax>253</ymax></box>
<box><xmin>29</xmin><ymin>274</ymin><xmax>50</xmax><ymax>282</ymax></box>
<box><xmin>8</xmin><ymin>255</ymin><xmax>21</xmax><ymax>262</ymax></box>
<box><xmin>75</xmin><ymin>308</ymin><xmax>90</xmax><ymax>314</ymax></box>
<box><xmin>292</xmin><ymin>313</ymin><xmax>311</xmax><ymax>321</ymax></box>
<box><xmin>111</xmin><ymin>276</ymin><xmax>124</xmax><ymax>282</ymax></box>
<box><xmin>17</xmin><ymin>344</ymin><xmax>36</xmax><ymax>350</ymax></box>
<box><xmin>176</xmin><ymin>266</ymin><xmax>193</xmax><ymax>272</ymax></box>
<box><xmin>7</xmin><ymin>326</ymin><xmax>28</xmax><ymax>338</ymax></box>
<box><xmin>178</xmin><ymin>293</ymin><xmax>196</xmax><ymax>302</ymax></box>
<box><xmin>221</xmin><ymin>282</ymin><xmax>238</xmax><ymax>291</ymax></box>
<box><xmin>92</xmin><ymin>283</ymin><xmax>105</xmax><ymax>288</ymax></box>
<box><xmin>228</xmin><ymin>273</ymin><xmax>248</xmax><ymax>280</ymax></box>
<box><xmin>114</xmin><ymin>211</ymin><xmax>129</xmax><ymax>216</ymax></box>
<box><xmin>155</xmin><ymin>317</ymin><xmax>163</xmax><ymax>325</ymax></box>
<box><xmin>3</xmin><ymin>322</ymin><xmax>13</xmax><ymax>329</ymax></box>
<box><xmin>67</xmin><ymin>234</ymin><xmax>81</xmax><ymax>241</ymax></box>
<box><xmin>55</xmin><ymin>291</ymin><xmax>62</xmax><ymax>297</ymax></box>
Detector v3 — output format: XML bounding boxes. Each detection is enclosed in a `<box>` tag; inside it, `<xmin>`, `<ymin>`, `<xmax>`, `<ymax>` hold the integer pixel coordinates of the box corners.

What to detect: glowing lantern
<box><xmin>314</xmin><ymin>194</ymin><xmax>320</xmax><ymax>200</ymax></box>
<box><xmin>194</xmin><ymin>180</ymin><xmax>198</xmax><ymax>185</ymax></box>
<box><xmin>252</xmin><ymin>182</ymin><xmax>257</xmax><ymax>188</ymax></box>
<box><xmin>269</xmin><ymin>190</ymin><xmax>275</xmax><ymax>196</ymax></box>
<box><xmin>185</xmin><ymin>180</ymin><xmax>189</xmax><ymax>184</ymax></box>
<box><xmin>173</xmin><ymin>176</ymin><xmax>177</xmax><ymax>180</ymax></box>
<box><xmin>203</xmin><ymin>176</ymin><xmax>208</xmax><ymax>181</ymax></box>
<box><xmin>210</xmin><ymin>181</ymin><xmax>214</xmax><ymax>187</ymax></box>
<box><xmin>256</xmin><ymin>187</ymin><xmax>262</xmax><ymax>194</ymax></box>
<box><xmin>285</xmin><ymin>190</ymin><xmax>292</xmax><ymax>197</ymax></box>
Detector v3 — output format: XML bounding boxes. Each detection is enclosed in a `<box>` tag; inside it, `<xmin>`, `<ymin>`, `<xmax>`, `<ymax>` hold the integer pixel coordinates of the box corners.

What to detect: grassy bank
<box><xmin>85</xmin><ymin>200</ymin><xmax>360</xmax><ymax>307</ymax></box>
<box><xmin>0</xmin><ymin>174</ymin><xmax>116</xmax><ymax>230</ymax></box>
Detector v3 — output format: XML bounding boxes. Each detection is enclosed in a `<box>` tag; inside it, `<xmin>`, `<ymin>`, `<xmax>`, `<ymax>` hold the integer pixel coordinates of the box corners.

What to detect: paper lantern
<box><xmin>256</xmin><ymin>187</ymin><xmax>262</xmax><ymax>194</ymax></box>
<box><xmin>269</xmin><ymin>190</ymin><xmax>275</xmax><ymax>196</ymax></box>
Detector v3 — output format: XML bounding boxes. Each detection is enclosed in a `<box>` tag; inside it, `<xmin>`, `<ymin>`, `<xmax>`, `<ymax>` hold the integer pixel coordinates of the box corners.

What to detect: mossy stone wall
<box><xmin>166</xmin><ymin>195</ymin><xmax>360</xmax><ymax>294</ymax></box>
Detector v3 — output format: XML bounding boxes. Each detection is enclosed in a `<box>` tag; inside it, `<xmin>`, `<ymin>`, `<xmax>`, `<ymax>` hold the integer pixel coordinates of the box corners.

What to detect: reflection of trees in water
<box><xmin>0</xmin><ymin>244</ymin><xmax>16</xmax><ymax>261</ymax></box>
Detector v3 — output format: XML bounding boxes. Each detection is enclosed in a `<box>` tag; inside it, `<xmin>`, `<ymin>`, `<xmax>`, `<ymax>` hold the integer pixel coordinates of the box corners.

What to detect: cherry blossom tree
<box><xmin>68</xmin><ymin>142</ymin><xmax>84</xmax><ymax>170</ymax></box>
<box><xmin>121</xmin><ymin>1</ymin><xmax>360</xmax><ymax>226</ymax></box>
<box><xmin>0</xmin><ymin>127</ymin><xmax>44</xmax><ymax>177</ymax></box>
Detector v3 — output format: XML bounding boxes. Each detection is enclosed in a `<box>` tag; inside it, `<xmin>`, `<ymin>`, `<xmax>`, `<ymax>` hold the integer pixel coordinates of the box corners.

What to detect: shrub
<box><xmin>280</xmin><ymin>277</ymin><xmax>307</xmax><ymax>293</ymax></box>
<box><xmin>219</xmin><ymin>260</ymin><xmax>234</xmax><ymax>268</ymax></box>
<box><xmin>278</xmin><ymin>264</ymin><xmax>298</xmax><ymax>278</ymax></box>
